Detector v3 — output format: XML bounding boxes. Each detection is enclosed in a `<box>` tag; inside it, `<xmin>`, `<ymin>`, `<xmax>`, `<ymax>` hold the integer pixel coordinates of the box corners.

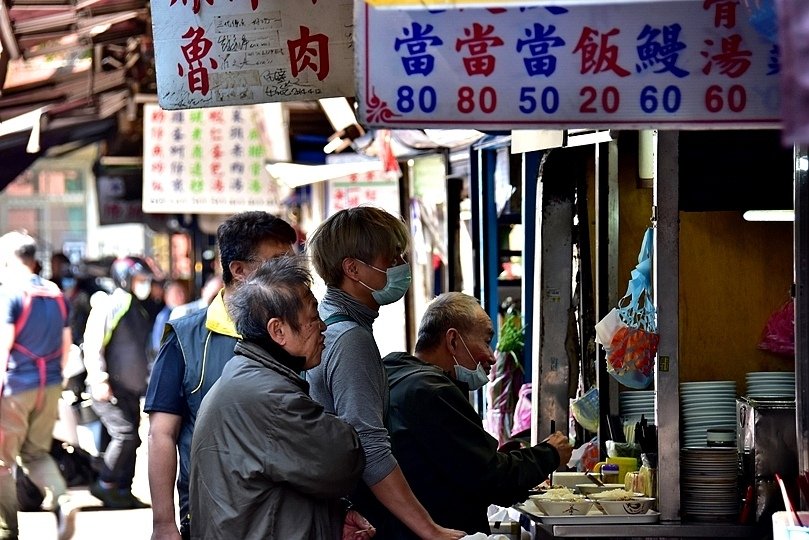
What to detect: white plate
<box><xmin>682</xmin><ymin>409</ymin><xmax>737</xmax><ymax>416</ymax></box>
<box><xmin>680</xmin><ymin>390</ymin><xmax>737</xmax><ymax>395</ymax></box>
<box><xmin>680</xmin><ymin>391</ymin><xmax>737</xmax><ymax>398</ymax></box>
<box><xmin>680</xmin><ymin>381</ymin><xmax>737</xmax><ymax>388</ymax></box>
<box><xmin>681</xmin><ymin>396</ymin><xmax>735</xmax><ymax>404</ymax></box>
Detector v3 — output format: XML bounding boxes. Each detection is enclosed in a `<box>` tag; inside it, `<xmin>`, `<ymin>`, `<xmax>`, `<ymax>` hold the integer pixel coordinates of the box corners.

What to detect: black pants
<box><xmin>91</xmin><ymin>390</ymin><xmax>141</xmax><ymax>489</ymax></box>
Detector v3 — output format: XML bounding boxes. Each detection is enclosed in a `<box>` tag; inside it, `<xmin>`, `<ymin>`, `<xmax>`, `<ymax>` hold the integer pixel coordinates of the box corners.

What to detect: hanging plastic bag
<box><xmin>595</xmin><ymin>308</ymin><xmax>628</xmax><ymax>350</ymax></box>
<box><xmin>571</xmin><ymin>387</ymin><xmax>599</xmax><ymax>432</ymax></box>
<box><xmin>511</xmin><ymin>383</ymin><xmax>532</xmax><ymax>437</ymax></box>
<box><xmin>599</xmin><ymin>228</ymin><xmax>659</xmax><ymax>389</ymax></box>
<box><xmin>758</xmin><ymin>297</ymin><xmax>795</xmax><ymax>357</ymax></box>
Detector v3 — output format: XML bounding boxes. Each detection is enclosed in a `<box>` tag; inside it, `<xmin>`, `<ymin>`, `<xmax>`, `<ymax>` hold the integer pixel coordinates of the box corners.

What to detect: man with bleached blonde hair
<box><xmin>306</xmin><ymin>206</ymin><xmax>464</xmax><ymax>540</ymax></box>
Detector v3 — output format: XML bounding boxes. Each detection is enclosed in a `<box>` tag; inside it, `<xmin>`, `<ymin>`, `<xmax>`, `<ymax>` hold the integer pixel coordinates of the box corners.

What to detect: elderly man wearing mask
<box><xmin>188</xmin><ymin>256</ymin><xmax>371</xmax><ymax>540</ymax></box>
<box><xmin>381</xmin><ymin>292</ymin><xmax>573</xmax><ymax>538</ymax></box>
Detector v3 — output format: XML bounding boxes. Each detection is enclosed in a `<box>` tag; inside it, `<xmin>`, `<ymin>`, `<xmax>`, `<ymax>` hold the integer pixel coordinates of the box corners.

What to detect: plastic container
<box><xmin>601</xmin><ymin>464</ymin><xmax>620</xmax><ymax>484</ymax></box>
<box><xmin>772</xmin><ymin>511</ymin><xmax>809</xmax><ymax>540</ymax></box>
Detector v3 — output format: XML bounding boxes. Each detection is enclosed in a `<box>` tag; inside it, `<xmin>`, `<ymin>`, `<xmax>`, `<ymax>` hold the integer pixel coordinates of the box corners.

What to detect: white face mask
<box><xmin>132</xmin><ymin>280</ymin><xmax>152</xmax><ymax>301</ymax></box>
<box><xmin>452</xmin><ymin>334</ymin><xmax>489</xmax><ymax>391</ymax></box>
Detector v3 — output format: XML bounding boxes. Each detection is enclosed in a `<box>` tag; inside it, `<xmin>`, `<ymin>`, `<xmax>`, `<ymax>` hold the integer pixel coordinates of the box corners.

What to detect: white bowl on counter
<box><xmin>575</xmin><ymin>483</ymin><xmax>626</xmax><ymax>497</ymax></box>
<box><xmin>593</xmin><ymin>497</ymin><xmax>656</xmax><ymax>515</ymax></box>
<box><xmin>550</xmin><ymin>472</ymin><xmax>588</xmax><ymax>490</ymax></box>
<box><xmin>529</xmin><ymin>497</ymin><xmax>594</xmax><ymax>516</ymax></box>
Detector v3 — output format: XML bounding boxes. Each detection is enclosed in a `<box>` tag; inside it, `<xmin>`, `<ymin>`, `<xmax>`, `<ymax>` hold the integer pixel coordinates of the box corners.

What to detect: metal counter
<box><xmin>529</xmin><ymin>521</ymin><xmax>757</xmax><ymax>539</ymax></box>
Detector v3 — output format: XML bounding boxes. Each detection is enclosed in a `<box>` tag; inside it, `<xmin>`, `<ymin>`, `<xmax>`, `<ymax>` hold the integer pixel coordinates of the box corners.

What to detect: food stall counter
<box><xmin>529</xmin><ymin>521</ymin><xmax>758</xmax><ymax>539</ymax></box>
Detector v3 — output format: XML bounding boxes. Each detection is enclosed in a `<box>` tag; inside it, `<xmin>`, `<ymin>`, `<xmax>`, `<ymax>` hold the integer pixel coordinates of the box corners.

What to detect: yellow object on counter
<box><xmin>593</xmin><ymin>456</ymin><xmax>639</xmax><ymax>484</ymax></box>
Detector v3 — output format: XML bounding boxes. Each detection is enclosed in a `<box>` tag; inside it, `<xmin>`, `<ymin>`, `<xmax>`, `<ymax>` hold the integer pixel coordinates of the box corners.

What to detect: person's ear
<box><xmin>229</xmin><ymin>260</ymin><xmax>251</xmax><ymax>282</ymax></box>
<box><xmin>445</xmin><ymin>327</ymin><xmax>461</xmax><ymax>354</ymax></box>
<box><xmin>267</xmin><ymin>318</ymin><xmax>286</xmax><ymax>346</ymax></box>
<box><xmin>341</xmin><ymin>257</ymin><xmax>360</xmax><ymax>282</ymax></box>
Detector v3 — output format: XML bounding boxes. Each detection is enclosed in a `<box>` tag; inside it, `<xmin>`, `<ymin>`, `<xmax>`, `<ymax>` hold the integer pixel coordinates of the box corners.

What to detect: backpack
<box><xmin>9</xmin><ymin>281</ymin><xmax>68</xmax><ymax>408</ymax></box>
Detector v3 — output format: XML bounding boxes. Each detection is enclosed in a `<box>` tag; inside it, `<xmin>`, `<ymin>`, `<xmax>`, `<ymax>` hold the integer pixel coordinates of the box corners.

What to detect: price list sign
<box><xmin>151</xmin><ymin>0</ymin><xmax>353</xmax><ymax>110</ymax></box>
<box><xmin>142</xmin><ymin>104</ymin><xmax>284</xmax><ymax>214</ymax></box>
<box><xmin>357</xmin><ymin>2</ymin><xmax>781</xmax><ymax>129</ymax></box>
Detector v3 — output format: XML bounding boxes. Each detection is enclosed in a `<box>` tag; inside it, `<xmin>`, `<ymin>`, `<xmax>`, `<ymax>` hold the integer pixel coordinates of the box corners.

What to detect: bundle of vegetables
<box><xmin>485</xmin><ymin>311</ymin><xmax>525</xmax><ymax>447</ymax></box>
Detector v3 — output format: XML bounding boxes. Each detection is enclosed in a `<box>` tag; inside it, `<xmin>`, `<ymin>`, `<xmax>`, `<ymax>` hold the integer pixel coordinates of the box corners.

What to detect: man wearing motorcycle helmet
<box><xmin>83</xmin><ymin>255</ymin><xmax>155</xmax><ymax>508</ymax></box>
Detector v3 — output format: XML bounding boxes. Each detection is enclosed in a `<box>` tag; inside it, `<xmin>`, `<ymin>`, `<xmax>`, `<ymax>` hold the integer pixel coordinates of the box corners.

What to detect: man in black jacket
<box><xmin>382</xmin><ymin>292</ymin><xmax>572</xmax><ymax>538</ymax></box>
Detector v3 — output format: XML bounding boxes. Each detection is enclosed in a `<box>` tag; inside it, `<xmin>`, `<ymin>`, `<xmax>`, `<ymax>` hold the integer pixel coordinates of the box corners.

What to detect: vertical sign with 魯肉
<box><xmin>357</xmin><ymin>2</ymin><xmax>782</xmax><ymax>129</ymax></box>
<box><xmin>151</xmin><ymin>0</ymin><xmax>354</xmax><ymax>109</ymax></box>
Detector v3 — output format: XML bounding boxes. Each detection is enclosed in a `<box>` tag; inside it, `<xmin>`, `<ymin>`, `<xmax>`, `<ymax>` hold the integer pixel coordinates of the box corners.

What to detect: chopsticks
<box><xmin>775</xmin><ymin>472</ymin><xmax>805</xmax><ymax>527</ymax></box>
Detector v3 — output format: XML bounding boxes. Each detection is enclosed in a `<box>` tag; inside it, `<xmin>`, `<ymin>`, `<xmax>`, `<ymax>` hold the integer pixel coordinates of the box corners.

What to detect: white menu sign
<box><xmin>357</xmin><ymin>1</ymin><xmax>782</xmax><ymax>129</ymax></box>
<box><xmin>142</xmin><ymin>104</ymin><xmax>284</xmax><ymax>213</ymax></box>
<box><xmin>152</xmin><ymin>0</ymin><xmax>354</xmax><ymax>109</ymax></box>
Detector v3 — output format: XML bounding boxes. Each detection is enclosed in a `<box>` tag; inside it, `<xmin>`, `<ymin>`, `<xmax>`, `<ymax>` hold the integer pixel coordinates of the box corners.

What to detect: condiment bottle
<box><xmin>601</xmin><ymin>463</ymin><xmax>620</xmax><ymax>484</ymax></box>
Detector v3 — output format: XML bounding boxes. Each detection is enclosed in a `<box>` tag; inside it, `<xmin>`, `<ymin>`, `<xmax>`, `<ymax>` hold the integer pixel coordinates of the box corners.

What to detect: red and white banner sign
<box><xmin>357</xmin><ymin>1</ymin><xmax>782</xmax><ymax>129</ymax></box>
<box><xmin>151</xmin><ymin>0</ymin><xmax>354</xmax><ymax>109</ymax></box>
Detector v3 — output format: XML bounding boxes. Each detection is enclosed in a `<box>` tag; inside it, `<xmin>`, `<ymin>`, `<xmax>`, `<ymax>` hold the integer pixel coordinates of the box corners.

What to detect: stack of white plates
<box><xmin>681</xmin><ymin>447</ymin><xmax>739</xmax><ymax>523</ymax></box>
<box><xmin>680</xmin><ymin>381</ymin><xmax>737</xmax><ymax>448</ymax></box>
<box><xmin>619</xmin><ymin>390</ymin><xmax>655</xmax><ymax>423</ymax></box>
<box><xmin>745</xmin><ymin>371</ymin><xmax>795</xmax><ymax>399</ymax></box>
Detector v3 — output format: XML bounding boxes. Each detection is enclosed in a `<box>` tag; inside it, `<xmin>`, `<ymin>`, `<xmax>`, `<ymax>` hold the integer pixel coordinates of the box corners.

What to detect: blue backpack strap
<box><xmin>323</xmin><ymin>313</ymin><xmax>355</xmax><ymax>326</ymax></box>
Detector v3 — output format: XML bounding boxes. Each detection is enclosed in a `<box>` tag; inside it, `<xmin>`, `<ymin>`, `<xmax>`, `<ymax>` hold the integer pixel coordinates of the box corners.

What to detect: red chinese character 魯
<box><xmin>178</xmin><ymin>27</ymin><xmax>219</xmax><ymax>95</ymax></box>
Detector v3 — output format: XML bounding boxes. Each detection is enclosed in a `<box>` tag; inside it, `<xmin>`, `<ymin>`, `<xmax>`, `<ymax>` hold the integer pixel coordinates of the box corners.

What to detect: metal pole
<box><xmin>655</xmin><ymin>130</ymin><xmax>681</xmax><ymax>522</ymax></box>
<box><xmin>794</xmin><ymin>144</ymin><xmax>809</xmax><ymax>506</ymax></box>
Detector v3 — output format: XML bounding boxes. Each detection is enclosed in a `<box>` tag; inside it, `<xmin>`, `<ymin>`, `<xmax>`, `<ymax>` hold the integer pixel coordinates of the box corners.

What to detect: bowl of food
<box><xmin>588</xmin><ymin>488</ymin><xmax>655</xmax><ymax>515</ymax></box>
<box><xmin>529</xmin><ymin>488</ymin><xmax>593</xmax><ymax>516</ymax></box>
<box><xmin>575</xmin><ymin>483</ymin><xmax>626</xmax><ymax>497</ymax></box>
<box><xmin>593</xmin><ymin>497</ymin><xmax>656</xmax><ymax>515</ymax></box>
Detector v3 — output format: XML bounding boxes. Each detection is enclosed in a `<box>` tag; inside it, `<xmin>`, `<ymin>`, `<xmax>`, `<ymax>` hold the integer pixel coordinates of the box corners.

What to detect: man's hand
<box><xmin>343</xmin><ymin>509</ymin><xmax>376</xmax><ymax>540</ymax></box>
<box><xmin>91</xmin><ymin>381</ymin><xmax>113</xmax><ymax>402</ymax></box>
<box><xmin>422</xmin><ymin>526</ymin><xmax>466</xmax><ymax>540</ymax></box>
<box><xmin>151</xmin><ymin>522</ymin><xmax>182</xmax><ymax>540</ymax></box>
<box><xmin>543</xmin><ymin>431</ymin><xmax>573</xmax><ymax>470</ymax></box>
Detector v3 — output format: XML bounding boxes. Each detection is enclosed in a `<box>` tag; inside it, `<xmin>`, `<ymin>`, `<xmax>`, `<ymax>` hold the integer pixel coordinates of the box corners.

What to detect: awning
<box><xmin>363</xmin><ymin>0</ymin><xmax>652</xmax><ymax>7</ymax></box>
<box><xmin>0</xmin><ymin>115</ymin><xmax>116</xmax><ymax>192</ymax></box>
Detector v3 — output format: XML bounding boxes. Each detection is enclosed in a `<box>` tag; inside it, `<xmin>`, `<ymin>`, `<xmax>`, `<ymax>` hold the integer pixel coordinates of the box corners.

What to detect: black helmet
<box><xmin>110</xmin><ymin>256</ymin><xmax>153</xmax><ymax>291</ymax></box>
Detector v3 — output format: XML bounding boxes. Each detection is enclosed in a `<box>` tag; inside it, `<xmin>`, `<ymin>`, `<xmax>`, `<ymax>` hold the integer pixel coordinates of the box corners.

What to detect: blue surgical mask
<box><xmin>357</xmin><ymin>259</ymin><xmax>412</xmax><ymax>306</ymax></box>
<box><xmin>452</xmin><ymin>335</ymin><xmax>489</xmax><ymax>390</ymax></box>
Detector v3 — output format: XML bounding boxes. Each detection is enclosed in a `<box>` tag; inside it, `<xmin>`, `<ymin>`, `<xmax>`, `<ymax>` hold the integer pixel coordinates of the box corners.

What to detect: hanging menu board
<box><xmin>357</xmin><ymin>1</ymin><xmax>781</xmax><ymax>129</ymax></box>
<box><xmin>142</xmin><ymin>104</ymin><xmax>286</xmax><ymax>213</ymax></box>
<box><xmin>151</xmin><ymin>0</ymin><xmax>354</xmax><ymax>109</ymax></box>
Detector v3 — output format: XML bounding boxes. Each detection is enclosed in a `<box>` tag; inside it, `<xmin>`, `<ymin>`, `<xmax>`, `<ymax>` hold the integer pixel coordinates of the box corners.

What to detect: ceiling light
<box><xmin>742</xmin><ymin>210</ymin><xmax>794</xmax><ymax>221</ymax></box>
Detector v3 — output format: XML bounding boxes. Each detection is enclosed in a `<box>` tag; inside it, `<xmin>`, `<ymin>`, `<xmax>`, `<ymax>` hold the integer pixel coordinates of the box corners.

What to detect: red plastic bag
<box><xmin>607</xmin><ymin>326</ymin><xmax>659</xmax><ymax>389</ymax></box>
<box><xmin>758</xmin><ymin>299</ymin><xmax>795</xmax><ymax>357</ymax></box>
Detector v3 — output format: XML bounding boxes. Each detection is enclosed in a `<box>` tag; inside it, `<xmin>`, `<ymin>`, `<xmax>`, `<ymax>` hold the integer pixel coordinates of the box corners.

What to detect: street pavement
<box><xmin>17</xmin><ymin>413</ymin><xmax>157</xmax><ymax>540</ymax></box>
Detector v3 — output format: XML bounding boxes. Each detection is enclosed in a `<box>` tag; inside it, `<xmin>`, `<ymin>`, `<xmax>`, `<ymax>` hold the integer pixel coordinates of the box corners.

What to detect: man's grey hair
<box><xmin>227</xmin><ymin>256</ymin><xmax>312</xmax><ymax>339</ymax></box>
<box><xmin>415</xmin><ymin>292</ymin><xmax>483</xmax><ymax>353</ymax></box>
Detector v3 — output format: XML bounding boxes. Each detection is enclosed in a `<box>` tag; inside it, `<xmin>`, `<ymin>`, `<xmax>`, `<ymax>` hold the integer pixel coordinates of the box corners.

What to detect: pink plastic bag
<box><xmin>511</xmin><ymin>383</ymin><xmax>532</xmax><ymax>437</ymax></box>
<box><xmin>758</xmin><ymin>299</ymin><xmax>795</xmax><ymax>357</ymax></box>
